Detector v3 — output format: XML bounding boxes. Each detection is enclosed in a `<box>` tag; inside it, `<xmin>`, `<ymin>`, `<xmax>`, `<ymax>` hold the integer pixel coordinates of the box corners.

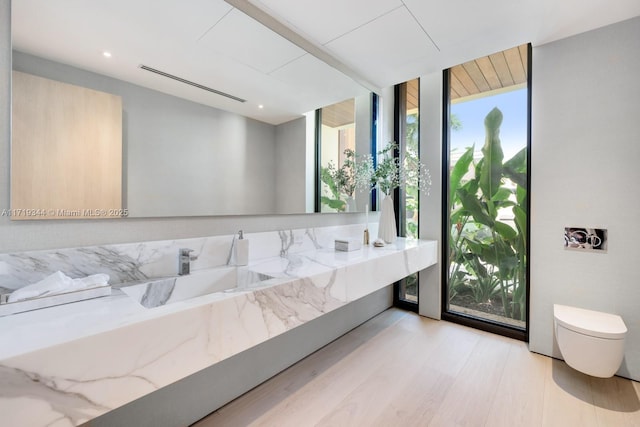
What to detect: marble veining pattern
<box><xmin>139</xmin><ymin>278</ymin><xmax>177</xmax><ymax>309</ymax></box>
<box><xmin>0</xmin><ymin>365</ymin><xmax>109</xmax><ymax>426</ymax></box>
<box><xmin>0</xmin><ymin>247</ymin><xmax>148</xmax><ymax>291</ymax></box>
<box><xmin>0</xmin><ymin>225</ymin><xmax>372</xmax><ymax>292</ymax></box>
<box><xmin>0</xmin><ymin>226</ymin><xmax>436</xmax><ymax>427</ymax></box>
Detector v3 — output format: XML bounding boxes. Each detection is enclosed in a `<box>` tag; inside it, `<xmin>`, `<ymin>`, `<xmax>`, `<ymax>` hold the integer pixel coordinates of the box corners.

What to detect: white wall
<box><xmin>419</xmin><ymin>72</ymin><xmax>443</xmax><ymax>319</ymax></box>
<box><xmin>320</xmin><ymin>123</ymin><xmax>341</xmax><ymax>167</ymax></box>
<box><xmin>354</xmin><ymin>93</ymin><xmax>373</xmax><ymax>211</ymax></box>
<box><xmin>378</xmin><ymin>86</ymin><xmax>395</xmax><ymax>145</ymax></box>
<box><xmin>126</xmin><ymin>99</ymin><xmax>277</xmax><ymax>217</ymax></box>
<box><xmin>275</xmin><ymin>117</ymin><xmax>307</xmax><ymax>214</ymax></box>
<box><xmin>529</xmin><ymin>16</ymin><xmax>640</xmax><ymax>380</ymax></box>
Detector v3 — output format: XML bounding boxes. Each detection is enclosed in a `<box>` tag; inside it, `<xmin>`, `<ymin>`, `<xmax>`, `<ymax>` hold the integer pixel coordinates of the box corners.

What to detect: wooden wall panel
<box><xmin>11</xmin><ymin>71</ymin><xmax>122</xmax><ymax>220</ymax></box>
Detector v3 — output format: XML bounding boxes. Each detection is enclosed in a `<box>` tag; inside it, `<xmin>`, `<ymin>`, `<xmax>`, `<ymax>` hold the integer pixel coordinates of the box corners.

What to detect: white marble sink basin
<box><xmin>120</xmin><ymin>267</ymin><xmax>272</xmax><ymax>308</ymax></box>
<box><xmin>250</xmin><ymin>253</ymin><xmax>337</xmax><ymax>278</ymax></box>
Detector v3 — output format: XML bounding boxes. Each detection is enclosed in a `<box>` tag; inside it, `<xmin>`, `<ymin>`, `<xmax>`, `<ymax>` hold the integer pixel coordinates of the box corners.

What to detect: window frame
<box><xmin>440</xmin><ymin>45</ymin><xmax>532</xmax><ymax>342</ymax></box>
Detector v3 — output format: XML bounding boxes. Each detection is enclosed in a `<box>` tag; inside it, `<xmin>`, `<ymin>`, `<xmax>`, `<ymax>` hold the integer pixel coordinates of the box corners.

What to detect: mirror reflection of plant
<box><xmin>325</xmin><ymin>149</ymin><xmax>374</xmax><ymax>198</ymax></box>
<box><xmin>320</xmin><ymin>167</ymin><xmax>346</xmax><ymax>212</ymax></box>
<box><xmin>320</xmin><ymin>149</ymin><xmax>374</xmax><ymax>211</ymax></box>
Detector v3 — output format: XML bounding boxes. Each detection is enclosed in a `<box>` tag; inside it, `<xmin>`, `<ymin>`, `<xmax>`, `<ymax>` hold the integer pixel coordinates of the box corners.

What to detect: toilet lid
<box><xmin>554</xmin><ymin>304</ymin><xmax>627</xmax><ymax>339</ymax></box>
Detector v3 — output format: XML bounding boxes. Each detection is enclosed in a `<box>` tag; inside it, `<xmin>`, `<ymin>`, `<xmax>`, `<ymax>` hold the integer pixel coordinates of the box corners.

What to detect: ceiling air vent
<box><xmin>139</xmin><ymin>65</ymin><xmax>246</xmax><ymax>103</ymax></box>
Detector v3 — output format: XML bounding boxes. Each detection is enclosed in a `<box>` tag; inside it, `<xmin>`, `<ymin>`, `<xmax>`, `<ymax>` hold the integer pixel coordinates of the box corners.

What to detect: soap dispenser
<box><xmin>235</xmin><ymin>230</ymin><xmax>249</xmax><ymax>266</ymax></box>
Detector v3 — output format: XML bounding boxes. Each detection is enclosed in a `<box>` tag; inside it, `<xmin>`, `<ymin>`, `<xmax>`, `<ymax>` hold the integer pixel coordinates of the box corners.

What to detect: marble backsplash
<box><xmin>0</xmin><ymin>224</ymin><xmax>376</xmax><ymax>293</ymax></box>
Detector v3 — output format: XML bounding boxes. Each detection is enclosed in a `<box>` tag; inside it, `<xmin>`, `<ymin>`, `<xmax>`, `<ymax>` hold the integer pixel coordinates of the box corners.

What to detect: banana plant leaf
<box><xmin>479</xmin><ymin>107</ymin><xmax>504</xmax><ymax>199</ymax></box>
<box><xmin>513</xmin><ymin>205</ymin><xmax>527</xmax><ymax>244</ymax></box>
<box><xmin>456</xmin><ymin>188</ymin><xmax>494</xmax><ymax>227</ymax></box>
<box><xmin>320</xmin><ymin>196</ymin><xmax>345</xmax><ymax>211</ymax></box>
<box><xmin>447</xmin><ymin>106</ymin><xmax>528</xmax><ymax>320</ymax></box>
<box><xmin>494</xmin><ymin>221</ymin><xmax>517</xmax><ymax>241</ymax></box>
<box><xmin>503</xmin><ymin>147</ymin><xmax>527</xmax><ymax>188</ymax></box>
<box><xmin>449</xmin><ymin>146</ymin><xmax>475</xmax><ymax>208</ymax></box>
<box><xmin>491</xmin><ymin>187</ymin><xmax>513</xmax><ymax>203</ymax></box>
<box><xmin>516</xmin><ymin>185</ymin><xmax>527</xmax><ymax>206</ymax></box>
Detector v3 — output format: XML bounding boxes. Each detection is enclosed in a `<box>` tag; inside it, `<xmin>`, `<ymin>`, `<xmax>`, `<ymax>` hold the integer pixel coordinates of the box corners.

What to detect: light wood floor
<box><xmin>193</xmin><ymin>308</ymin><xmax>640</xmax><ymax>427</ymax></box>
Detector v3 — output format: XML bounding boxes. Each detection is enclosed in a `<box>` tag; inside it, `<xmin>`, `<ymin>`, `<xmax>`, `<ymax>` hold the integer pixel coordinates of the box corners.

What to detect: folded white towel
<box><xmin>8</xmin><ymin>271</ymin><xmax>110</xmax><ymax>303</ymax></box>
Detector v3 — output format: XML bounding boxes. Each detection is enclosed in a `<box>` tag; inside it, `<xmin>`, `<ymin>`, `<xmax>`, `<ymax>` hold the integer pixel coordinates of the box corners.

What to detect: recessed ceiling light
<box><xmin>258</xmin><ymin>104</ymin><xmax>264</xmax><ymax>109</ymax></box>
<box><xmin>103</xmin><ymin>51</ymin><xmax>112</xmax><ymax>58</ymax></box>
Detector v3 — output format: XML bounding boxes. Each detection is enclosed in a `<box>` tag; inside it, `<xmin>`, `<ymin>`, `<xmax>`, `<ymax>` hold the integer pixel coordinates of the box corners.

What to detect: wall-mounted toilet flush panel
<box><xmin>564</xmin><ymin>227</ymin><xmax>607</xmax><ymax>252</ymax></box>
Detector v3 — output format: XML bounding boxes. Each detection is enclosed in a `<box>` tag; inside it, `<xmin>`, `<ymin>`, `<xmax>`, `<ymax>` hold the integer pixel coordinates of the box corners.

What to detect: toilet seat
<box><xmin>554</xmin><ymin>304</ymin><xmax>627</xmax><ymax>339</ymax></box>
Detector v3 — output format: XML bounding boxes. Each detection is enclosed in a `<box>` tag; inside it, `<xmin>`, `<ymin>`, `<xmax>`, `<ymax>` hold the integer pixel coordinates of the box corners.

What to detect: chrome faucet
<box><xmin>178</xmin><ymin>248</ymin><xmax>198</xmax><ymax>275</ymax></box>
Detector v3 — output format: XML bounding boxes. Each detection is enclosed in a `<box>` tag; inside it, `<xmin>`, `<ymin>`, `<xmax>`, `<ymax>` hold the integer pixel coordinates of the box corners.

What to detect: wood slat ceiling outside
<box><xmin>406</xmin><ymin>78</ymin><xmax>419</xmax><ymax>112</ymax></box>
<box><xmin>321</xmin><ymin>44</ymin><xmax>526</xmax><ymax>126</ymax></box>
<box><xmin>324</xmin><ymin>78</ymin><xmax>419</xmax><ymax>126</ymax></box>
<box><xmin>450</xmin><ymin>44</ymin><xmax>528</xmax><ymax>101</ymax></box>
<box><xmin>322</xmin><ymin>98</ymin><xmax>355</xmax><ymax>128</ymax></box>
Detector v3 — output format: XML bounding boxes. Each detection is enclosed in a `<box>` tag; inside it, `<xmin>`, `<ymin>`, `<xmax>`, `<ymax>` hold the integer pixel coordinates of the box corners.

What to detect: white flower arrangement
<box><xmin>321</xmin><ymin>142</ymin><xmax>431</xmax><ymax>214</ymax></box>
<box><xmin>324</xmin><ymin>148</ymin><xmax>375</xmax><ymax>199</ymax></box>
<box><xmin>373</xmin><ymin>141</ymin><xmax>432</xmax><ymax>196</ymax></box>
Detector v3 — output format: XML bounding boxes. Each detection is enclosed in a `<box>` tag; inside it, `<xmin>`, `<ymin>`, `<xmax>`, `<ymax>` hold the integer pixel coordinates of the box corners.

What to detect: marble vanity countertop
<box><xmin>0</xmin><ymin>238</ymin><xmax>437</xmax><ymax>427</ymax></box>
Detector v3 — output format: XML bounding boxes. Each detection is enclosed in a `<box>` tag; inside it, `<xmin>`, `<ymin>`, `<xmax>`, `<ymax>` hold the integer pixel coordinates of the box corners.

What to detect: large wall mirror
<box><xmin>10</xmin><ymin>0</ymin><xmax>377</xmax><ymax>219</ymax></box>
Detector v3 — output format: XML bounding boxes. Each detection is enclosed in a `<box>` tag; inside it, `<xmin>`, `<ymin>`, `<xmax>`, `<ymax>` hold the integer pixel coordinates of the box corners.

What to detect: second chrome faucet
<box><xmin>178</xmin><ymin>248</ymin><xmax>198</xmax><ymax>275</ymax></box>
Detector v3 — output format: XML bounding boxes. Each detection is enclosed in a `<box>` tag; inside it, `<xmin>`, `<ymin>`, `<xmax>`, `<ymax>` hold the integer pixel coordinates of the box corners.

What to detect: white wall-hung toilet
<box><xmin>553</xmin><ymin>304</ymin><xmax>627</xmax><ymax>378</ymax></box>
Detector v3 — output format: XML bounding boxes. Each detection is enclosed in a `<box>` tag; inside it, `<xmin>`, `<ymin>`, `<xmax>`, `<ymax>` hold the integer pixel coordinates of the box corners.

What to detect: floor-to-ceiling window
<box><xmin>443</xmin><ymin>45</ymin><xmax>531</xmax><ymax>340</ymax></box>
<box><xmin>395</xmin><ymin>79</ymin><xmax>420</xmax><ymax>309</ymax></box>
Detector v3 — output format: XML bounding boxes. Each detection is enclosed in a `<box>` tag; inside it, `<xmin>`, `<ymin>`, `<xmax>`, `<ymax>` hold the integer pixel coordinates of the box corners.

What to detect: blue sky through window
<box><xmin>451</xmin><ymin>87</ymin><xmax>527</xmax><ymax>161</ymax></box>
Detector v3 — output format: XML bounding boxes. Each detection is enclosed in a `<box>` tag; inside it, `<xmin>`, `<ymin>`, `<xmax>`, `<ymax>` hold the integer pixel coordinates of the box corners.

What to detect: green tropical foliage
<box><xmin>398</xmin><ymin>112</ymin><xmax>435</xmax><ymax>239</ymax></box>
<box><xmin>405</xmin><ymin>114</ymin><xmax>420</xmax><ymax>239</ymax></box>
<box><xmin>320</xmin><ymin>148</ymin><xmax>374</xmax><ymax>212</ymax></box>
<box><xmin>373</xmin><ymin>142</ymin><xmax>402</xmax><ymax>196</ymax></box>
<box><xmin>320</xmin><ymin>166</ymin><xmax>346</xmax><ymax>212</ymax></box>
<box><xmin>449</xmin><ymin>107</ymin><xmax>527</xmax><ymax>321</ymax></box>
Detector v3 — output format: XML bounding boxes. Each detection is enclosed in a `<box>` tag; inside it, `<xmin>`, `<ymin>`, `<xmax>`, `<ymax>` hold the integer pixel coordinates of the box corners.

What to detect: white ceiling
<box><xmin>11</xmin><ymin>0</ymin><xmax>370</xmax><ymax>125</ymax></box>
<box><xmin>252</xmin><ymin>0</ymin><xmax>640</xmax><ymax>88</ymax></box>
<box><xmin>11</xmin><ymin>0</ymin><xmax>640</xmax><ymax>125</ymax></box>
